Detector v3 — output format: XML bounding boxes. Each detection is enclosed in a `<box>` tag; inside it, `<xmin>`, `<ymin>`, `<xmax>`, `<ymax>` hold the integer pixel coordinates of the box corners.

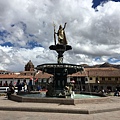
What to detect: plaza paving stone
<box><xmin>0</xmin><ymin>96</ymin><xmax>120</xmax><ymax>120</ymax></box>
<box><xmin>0</xmin><ymin>95</ymin><xmax>120</xmax><ymax>115</ymax></box>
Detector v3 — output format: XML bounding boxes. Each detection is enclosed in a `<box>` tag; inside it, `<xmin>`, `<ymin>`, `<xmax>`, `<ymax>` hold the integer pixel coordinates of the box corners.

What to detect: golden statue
<box><xmin>54</xmin><ymin>23</ymin><xmax>68</xmax><ymax>45</ymax></box>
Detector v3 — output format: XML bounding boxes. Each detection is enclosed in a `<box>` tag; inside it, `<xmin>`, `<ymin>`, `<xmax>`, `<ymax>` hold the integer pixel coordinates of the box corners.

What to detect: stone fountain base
<box><xmin>9</xmin><ymin>92</ymin><xmax>108</xmax><ymax>105</ymax></box>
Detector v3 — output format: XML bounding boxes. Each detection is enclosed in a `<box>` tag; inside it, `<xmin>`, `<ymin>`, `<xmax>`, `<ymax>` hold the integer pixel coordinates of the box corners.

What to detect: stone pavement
<box><xmin>0</xmin><ymin>110</ymin><xmax>120</xmax><ymax>120</ymax></box>
<box><xmin>0</xmin><ymin>95</ymin><xmax>120</xmax><ymax>115</ymax></box>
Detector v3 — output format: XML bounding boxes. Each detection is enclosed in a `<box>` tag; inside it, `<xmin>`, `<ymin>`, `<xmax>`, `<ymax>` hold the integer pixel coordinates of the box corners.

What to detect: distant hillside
<box><xmin>81</xmin><ymin>62</ymin><xmax>120</xmax><ymax>69</ymax></box>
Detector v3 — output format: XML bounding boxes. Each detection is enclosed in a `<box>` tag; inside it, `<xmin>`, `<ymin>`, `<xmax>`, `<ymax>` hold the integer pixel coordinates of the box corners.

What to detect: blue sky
<box><xmin>0</xmin><ymin>0</ymin><xmax>120</xmax><ymax>71</ymax></box>
<box><xmin>92</xmin><ymin>0</ymin><xmax>120</xmax><ymax>8</ymax></box>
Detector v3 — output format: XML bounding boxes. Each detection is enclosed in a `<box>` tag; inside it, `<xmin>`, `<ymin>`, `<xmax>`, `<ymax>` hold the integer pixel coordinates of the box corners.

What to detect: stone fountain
<box><xmin>36</xmin><ymin>23</ymin><xmax>83</xmax><ymax>97</ymax></box>
<box><xmin>8</xmin><ymin>23</ymin><xmax>108</xmax><ymax>105</ymax></box>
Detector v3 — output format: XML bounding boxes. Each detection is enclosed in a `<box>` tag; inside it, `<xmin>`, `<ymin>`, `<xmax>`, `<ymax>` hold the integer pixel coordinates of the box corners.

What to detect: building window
<box><xmin>39</xmin><ymin>79</ymin><xmax>42</xmax><ymax>83</ymax></box>
<box><xmin>102</xmin><ymin>77</ymin><xmax>105</xmax><ymax>81</ymax></box>
<box><xmin>90</xmin><ymin>77</ymin><xmax>92</xmax><ymax>80</ymax></box>
<box><xmin>0</xmin><ymin>81</ymin><xmax>2</xmax><ymax>86</ymax></box>
<box><xmin>43</xmin><ymin>79</ymin><xmax>46</xmax><ymax>83</ymax></box>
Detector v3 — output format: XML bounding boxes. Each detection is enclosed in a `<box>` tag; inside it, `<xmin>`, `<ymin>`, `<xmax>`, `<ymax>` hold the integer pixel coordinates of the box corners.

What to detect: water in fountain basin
<box><xmin>20</xmin><ymin>93</ymin><xmax>100</xmax><ymax>99</ymax></box>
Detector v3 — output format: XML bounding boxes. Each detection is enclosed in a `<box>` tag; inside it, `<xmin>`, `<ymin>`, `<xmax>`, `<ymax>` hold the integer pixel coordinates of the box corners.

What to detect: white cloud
<box><xmin>0</xmin><ymin>0</ymin><xmax>120</xmax><ymax>71</ymax></box>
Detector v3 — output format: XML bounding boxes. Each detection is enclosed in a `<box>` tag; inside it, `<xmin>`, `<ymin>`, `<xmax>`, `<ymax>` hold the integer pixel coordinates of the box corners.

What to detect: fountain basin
<box><xmin>9</xmin><ymin>92</ymin><xmax>109</xmax><ymax>105</ymax></box>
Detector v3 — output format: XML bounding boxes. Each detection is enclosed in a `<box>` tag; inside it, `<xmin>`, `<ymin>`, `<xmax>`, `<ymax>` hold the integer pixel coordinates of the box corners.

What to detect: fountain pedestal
<box><xmin>49</xmin><ymin>44</ymin><xmax>72</xmax><ymax>64</ymax></box>
<box><xmin>36</xmin><ymin>44</ymin><xmax>83</xmax><ymax>97</ymax></box>
<box><xmin>49</xmin><ymin>44</ymin><xmax>72</xmax><ymax>91</ymax></box>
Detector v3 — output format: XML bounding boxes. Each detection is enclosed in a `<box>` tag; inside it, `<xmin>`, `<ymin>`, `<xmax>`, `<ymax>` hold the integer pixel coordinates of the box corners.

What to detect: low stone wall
<box><xmin>9</xmin><ymin>94</ymin><xmax>23</xmax><ymax>102</ymax></box>
<box><xmin>9</xmin><ymin>94</ymin><xmax>110</xmax><ymax>105</ymax></box>
<box><xmin>10</xmin><ymin>94</ymin><xmax>75</xmax><ymax>105</ymax></box>
<box><xmin>74</xmin><ymin>97</ymin><xmax>109</xmax><ymax>104</ymax></box>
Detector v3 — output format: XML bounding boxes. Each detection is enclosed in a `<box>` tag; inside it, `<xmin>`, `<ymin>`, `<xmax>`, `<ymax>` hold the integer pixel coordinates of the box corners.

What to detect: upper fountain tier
<box><xmin>36</xmin><ymin>63</ymin><xmax>83</xmax><ymax>75</ymax></box>
<box><xmin>49</xmin><ymin>44</ymin><xmax>72</xmax><ymax>52</ymax></box>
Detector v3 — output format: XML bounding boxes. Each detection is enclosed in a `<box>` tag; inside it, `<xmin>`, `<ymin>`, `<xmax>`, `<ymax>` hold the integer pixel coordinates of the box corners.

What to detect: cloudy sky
<box><xmin>0</xmin><ymin>0</ymin><xmax>120</xmax><ymax>72</ymax></box>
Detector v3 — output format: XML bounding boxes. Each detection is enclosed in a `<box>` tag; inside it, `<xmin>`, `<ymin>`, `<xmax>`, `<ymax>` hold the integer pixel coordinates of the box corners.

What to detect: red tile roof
<box><xmin>0</xmin><ymin>67</ymin><xmax>120</xmax><ymax>79</ymax></box>
<box><xmin>35</xmin><ymin>71</ymin><xmax>53</xmax><ymax>78</ymax></box>
<box><xmin>0</xmin><ymin>74</ymin><xmax>17</xmax><ymax>78</ymax></box>
<box><xmin>69</xmin><ymin>67</ymin><xmax>120</xmax><ymax>77</ymax></box>
<box><xmin>84</xmin><ymin>68</ymin><xmax>120</xmax><ymax>77</ymax></box>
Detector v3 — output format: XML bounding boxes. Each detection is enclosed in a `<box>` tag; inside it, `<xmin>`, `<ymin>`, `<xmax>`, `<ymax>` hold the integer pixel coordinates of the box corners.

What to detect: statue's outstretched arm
<box><xmin>63</xmin><ymin>22</ymin><xmax>67</xmax><ymax>30</ymax></box>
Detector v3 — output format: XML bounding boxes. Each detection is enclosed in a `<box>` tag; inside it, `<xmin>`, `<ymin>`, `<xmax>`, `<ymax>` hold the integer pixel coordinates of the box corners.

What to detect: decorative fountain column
<box><xmin>36</xmin><ymin>23</ymin><xmax>83</xmax><ymax>97</ymax></box>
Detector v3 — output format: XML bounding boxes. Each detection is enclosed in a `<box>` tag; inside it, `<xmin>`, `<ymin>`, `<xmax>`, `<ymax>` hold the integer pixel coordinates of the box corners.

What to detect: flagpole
<box><xmin>53</xmin><ymin>23</ymin><xmax>56</xmax><ymax>45</ymax></box>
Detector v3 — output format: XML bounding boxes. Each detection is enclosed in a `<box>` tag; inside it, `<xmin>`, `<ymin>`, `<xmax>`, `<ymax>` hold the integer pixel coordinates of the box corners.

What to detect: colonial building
<box><xmin>86</xmin><ymin>67</ymin><xmax>120</xmax><ymax>92</ymax></box>
<box><xmin>0</xmin><ymin>60</ymin><xmax>52</xmax><ymax>87</ymax></box>
<box><xmin>69</xmin><ymin>67</ymin><xmax>120</xmax><ymax>92</ymax></box>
